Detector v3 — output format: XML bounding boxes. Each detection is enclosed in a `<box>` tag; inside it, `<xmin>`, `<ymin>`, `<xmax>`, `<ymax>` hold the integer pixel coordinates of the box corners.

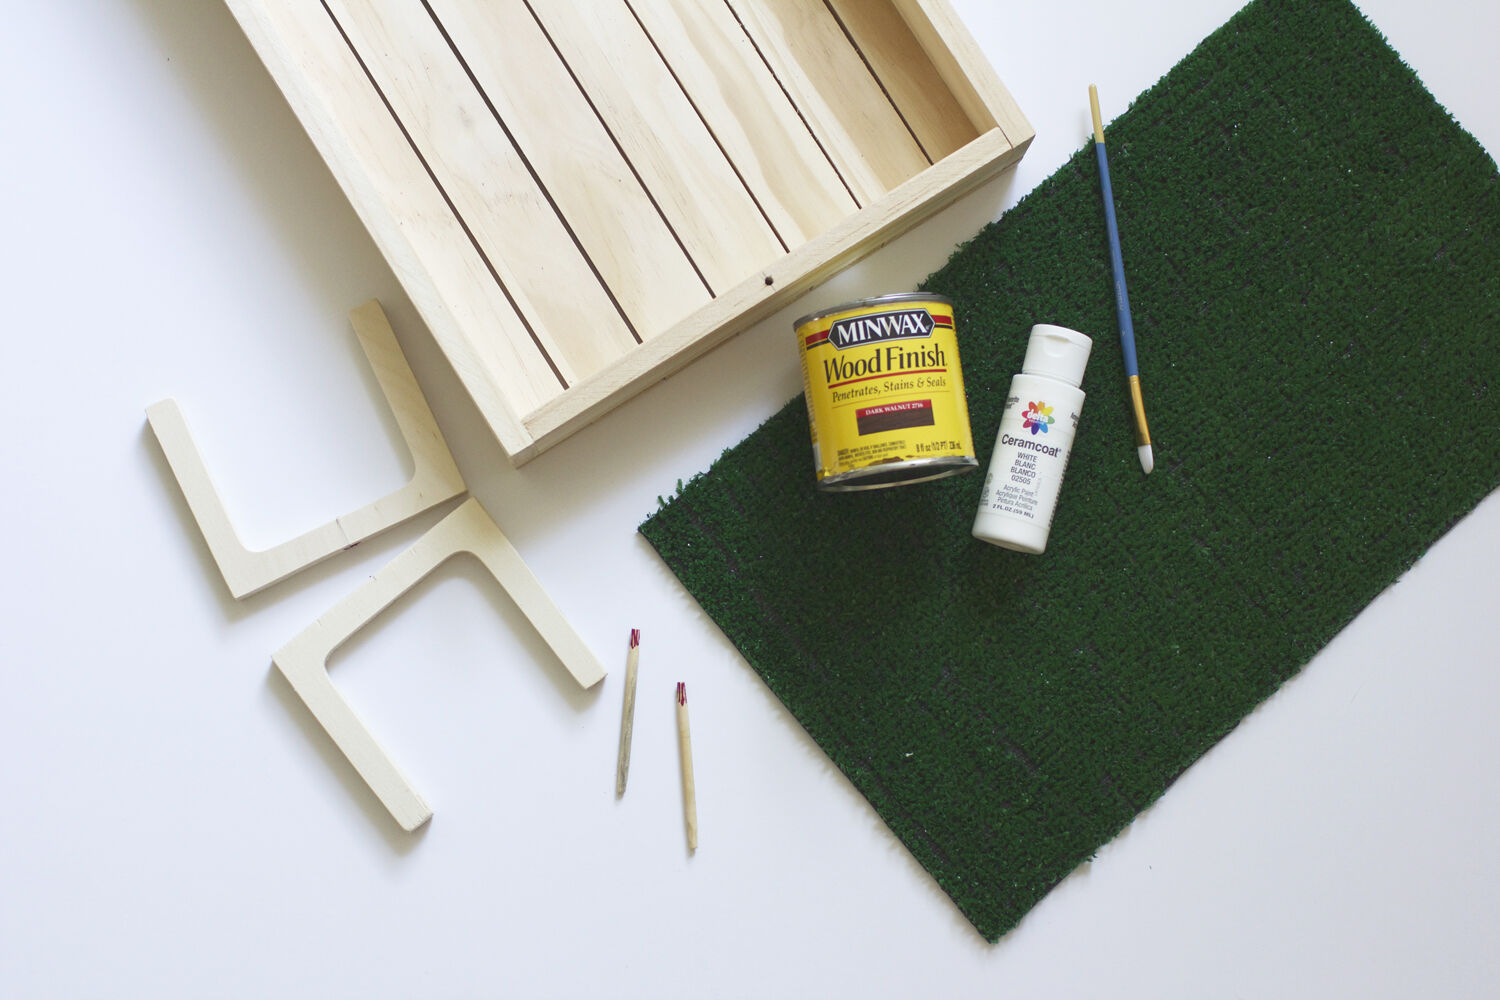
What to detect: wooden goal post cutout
<box><xmin>147</xmin><ymin>300</ymin><xmax>465</xmax><ymax>598</ymax></box>
<box><xmin>272</xmin><ymin>497</ymin><xmax>606</xmax><ymax>830</ymax></box>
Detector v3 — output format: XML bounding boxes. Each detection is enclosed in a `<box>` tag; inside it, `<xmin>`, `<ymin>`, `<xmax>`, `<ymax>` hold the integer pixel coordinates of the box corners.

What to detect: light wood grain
<box><xmin>628</xmin><ymin>0</ymin><xmax>858</xmax><ymax>243</ymax></box>
<box><xmin>222</xmin><ymin>0</ymin><xmax>1031</xmax><ymax>466</ymax></box>
<box><xmin>147</xmin><ymin>300</ymin><xmax>465</xmax><ymax>599</ymax></box>
<box><xmin>273</xmin><ymin>497</ymin><xmax>606</xmax><ymax>831</ymax></box>
<box><xmin>323</xmin><ymin>0</ymin><xmax>644</xmax><ymax>381</ymax></box>
<box><xmin>886</xmin><ymin>0</ymin><xmax>1032</xmax><ymax>145</ymax></box>
<box><xmin>224</xmin><ymin>0</ymin><xmax>559</xmax><ymax>450</ymax></box>
<box><xmin>520</xmin><ymin>127</ymin><xmax>1030</xmax><ymax>460</ymax></box>
<box><xmin>827</xmin><ymin>0</ymin><xmax>978</xmax><ymax>160</ymax></box>
<box><xmin>425</xmin><ymin>0</ymin><xmax>712</xmax><ymax>330</ymax></box>
<box><xmin>527</xmin><ymin>0</ymin><xmax>787</xmax><ymax>292</ymax></box>
<box><xmin>726</xmin><ymin>0</ymin><xmax>930</xmax><ymax>201</ymax></box>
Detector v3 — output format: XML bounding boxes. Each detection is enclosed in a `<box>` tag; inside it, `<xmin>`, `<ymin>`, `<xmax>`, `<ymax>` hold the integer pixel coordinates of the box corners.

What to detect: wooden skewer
<box><xmin>676</xmin><ymin>682</ymin><xmax>698</xmax><ymax>852</ymax></box>
<box><xmin>615</xmin><ymin>629</ymin><xmax>641</xmax><ymax>796</ymax></box>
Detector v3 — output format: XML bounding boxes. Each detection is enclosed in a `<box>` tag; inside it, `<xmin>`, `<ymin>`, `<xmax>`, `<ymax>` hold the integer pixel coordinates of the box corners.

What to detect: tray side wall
<box><xmin>224</xmin><ymin>0</ymin><xmax>543</xmax><ymax>457</ymax></box>
<box><xmin>519</xmin><ymin>126</ymin><xmax>1032</xmax><ymax>463</ymax></box>
<box><xmin>516</xmin><ymin>0</ymin><xmax>1035</xmax><ymax>463</ymax></box>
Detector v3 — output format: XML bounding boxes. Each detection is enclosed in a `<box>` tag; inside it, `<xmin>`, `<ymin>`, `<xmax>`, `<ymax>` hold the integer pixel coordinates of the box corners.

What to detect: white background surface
<box><xmin>2</xmin><ymin>1</ymin><xmax>1497</xmax><ymax>997</ymax></box>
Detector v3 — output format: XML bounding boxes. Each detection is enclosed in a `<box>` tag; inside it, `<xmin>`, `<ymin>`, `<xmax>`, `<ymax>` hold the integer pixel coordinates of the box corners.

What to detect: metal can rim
<box><xmin>792</xmin><ymin>292</ymin><xmax>954</xmax><ymax>333</ymax></box>
<box><xmin>818</xmin><ymin>455</ymin><xmax>977</xmax><ymax>492</ymax></box>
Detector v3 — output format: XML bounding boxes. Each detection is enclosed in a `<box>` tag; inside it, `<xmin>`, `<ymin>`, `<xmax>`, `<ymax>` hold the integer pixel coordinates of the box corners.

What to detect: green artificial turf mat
<box><xmin>639</xmin><ymin>0</ymin><xmax>1500</xmax><ymax>942</ymax></box>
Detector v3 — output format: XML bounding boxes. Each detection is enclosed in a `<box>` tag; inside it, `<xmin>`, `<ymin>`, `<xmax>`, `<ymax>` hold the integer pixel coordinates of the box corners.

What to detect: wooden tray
<box><xmin>225</xmin><ymin>0</ymin><xmax>1032</xmax><ymax>464</ymax></box>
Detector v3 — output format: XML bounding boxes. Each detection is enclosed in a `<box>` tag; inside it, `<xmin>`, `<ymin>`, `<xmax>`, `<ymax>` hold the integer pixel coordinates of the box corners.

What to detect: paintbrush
<box><xmin>1089</xmin><ymin>84</ymin><xmax>1154</xmax><ymax>475</ymax></box>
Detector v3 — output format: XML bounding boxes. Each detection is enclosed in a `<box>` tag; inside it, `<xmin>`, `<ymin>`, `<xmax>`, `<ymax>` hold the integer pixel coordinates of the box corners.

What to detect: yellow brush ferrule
<box><xmin>1127</xmin><ymin>375</ymin><xmax>1151</xmax><ymax>448</ymax></box>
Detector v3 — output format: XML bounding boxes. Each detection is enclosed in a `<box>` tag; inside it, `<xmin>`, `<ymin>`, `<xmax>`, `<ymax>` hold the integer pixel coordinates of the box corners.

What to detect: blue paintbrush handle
<box><xmin>1095</xmin><ymin>141</ymin><xmax>1139</xmax><ymax>378</ymax></box>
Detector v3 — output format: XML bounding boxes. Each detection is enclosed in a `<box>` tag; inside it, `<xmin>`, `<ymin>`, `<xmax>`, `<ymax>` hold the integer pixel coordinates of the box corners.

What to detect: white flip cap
<box><xmin>1021</xmin><ymin>324</ymin><xmax>1093</xmax><ymax>387</ymax></box>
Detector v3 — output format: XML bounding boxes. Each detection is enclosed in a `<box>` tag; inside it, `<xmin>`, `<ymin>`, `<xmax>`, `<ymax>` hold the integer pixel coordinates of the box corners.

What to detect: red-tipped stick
<box><xmin>615</xmin><ymin>629</ymin><xmax>641</xmax><ymax>796</ymax></box>
<box><xmin>676</xmin><ymin>682</ymin><xmax>698</xmax><ymax>851</ymax></box>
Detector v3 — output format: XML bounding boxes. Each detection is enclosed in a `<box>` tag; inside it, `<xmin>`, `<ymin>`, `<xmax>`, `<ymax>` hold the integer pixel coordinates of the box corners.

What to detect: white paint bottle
<box><xmin>972</xmin><ymin>324</ymin><xmax>1093</xmax><ymax>554</ymax></box>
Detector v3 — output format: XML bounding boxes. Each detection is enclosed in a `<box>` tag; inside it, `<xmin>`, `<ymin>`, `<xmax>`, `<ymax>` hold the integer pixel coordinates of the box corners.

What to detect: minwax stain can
<box><xmin>794</xmin><ymin>293</ymin><xmax>977</xmax><ymax>491</ymax></box>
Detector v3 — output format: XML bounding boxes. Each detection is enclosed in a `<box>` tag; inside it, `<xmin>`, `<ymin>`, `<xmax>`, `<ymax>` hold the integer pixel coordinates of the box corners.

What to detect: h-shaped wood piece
<box><xmin>273</xmin><ymin>497</ymin><xmax>606</xmax><ymax>830</ymax></box>
<box><xmin>147</xmin><ymin>300</ymin><xmax>466</xmax><ymax>598</ymax></box>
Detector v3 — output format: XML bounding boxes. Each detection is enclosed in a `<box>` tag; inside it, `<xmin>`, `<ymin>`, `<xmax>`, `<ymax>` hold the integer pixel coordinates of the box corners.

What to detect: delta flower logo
<box><xmin>1022</xmin><ymin>401</ymin><xmax>1055</xmax><ymax>435</ymax></box>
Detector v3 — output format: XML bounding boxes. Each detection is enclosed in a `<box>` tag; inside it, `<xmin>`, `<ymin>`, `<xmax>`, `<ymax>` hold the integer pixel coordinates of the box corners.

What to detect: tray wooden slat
<box><xmin>327</xmin><ymin>0</ymin><xmax>682</xmax><ymax>382</ymax></box>
<box><xmin>231</xmin><ymin>0</ymin><xmax>562</xmax><ymax>445</ymax></box>
<box><xmin>728</xmin><ymin>0</ymin><xmax>930</xmax><ymax>201</ymax></box>
<box><xmin>224</xmin><ymin>0</ymin><xmax>1033</xmax><ymax>464</ymax></box>
<box><xmin>826</xmin><ymin>0</ymin><xmax>978</xmax><ymax>160</ymax></box>
<box><xmin>886</xmin><ymin>0</ymin><xmax>1024</xmax><ymax>140</ymax></box>
<box><xmin>521</xmin><ymin>125</ymin><xmax>1025</xmax><ymax>456</ymax></box>
<box><xmin>425</xmin><ymin>0</ymin><xmax>712</xmax><ymax>338</ymax></box>
<box><xmin>527</xmin><ymin>0</ymin><xmax>789</xmax><ymax>294</ymax></box>
<box><xmin>628</xmin><ymin>0</ymin><xmax>859</xmax><ymax>246</ymax></box>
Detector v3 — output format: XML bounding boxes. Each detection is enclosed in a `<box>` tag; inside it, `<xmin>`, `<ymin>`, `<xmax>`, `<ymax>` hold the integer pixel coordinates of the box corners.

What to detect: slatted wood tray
<box><xmin>225</xmin><ymin>0</ymin><xmax>1032</xmax><ymax>464</ymax></box>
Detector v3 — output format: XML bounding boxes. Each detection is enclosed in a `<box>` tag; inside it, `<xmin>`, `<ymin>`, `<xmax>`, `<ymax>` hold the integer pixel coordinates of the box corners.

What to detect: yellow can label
<box><xmin>796</xmin><ymin>295</ymin><xmax>976</xmax><ymax>490</ymax></box>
